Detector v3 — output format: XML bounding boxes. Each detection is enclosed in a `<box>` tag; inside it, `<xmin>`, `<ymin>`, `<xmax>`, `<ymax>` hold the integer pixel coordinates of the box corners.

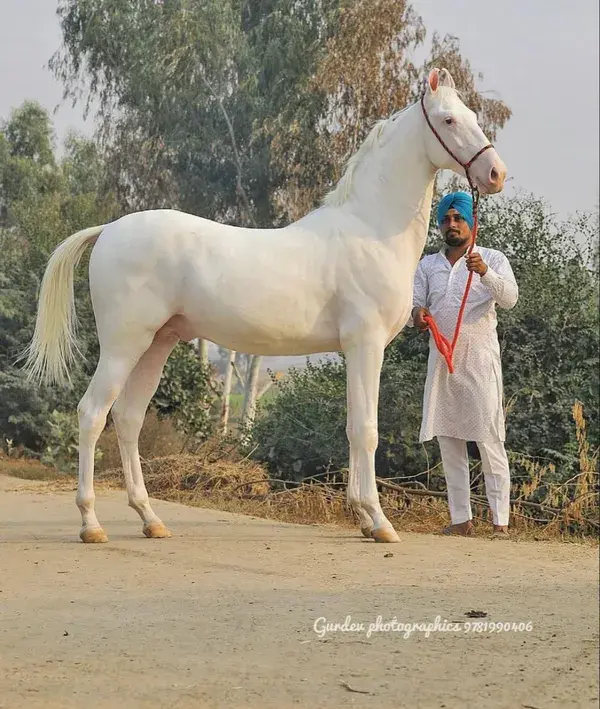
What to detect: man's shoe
<box><xmin>441</xmin><ymin>521</ymin><xmax>475</xmax><ymax>537</ymax></box>
<box><xmin>492</xmin><ymin>525</ymin><xmax>510</xmax><ymax>539</ymax></box>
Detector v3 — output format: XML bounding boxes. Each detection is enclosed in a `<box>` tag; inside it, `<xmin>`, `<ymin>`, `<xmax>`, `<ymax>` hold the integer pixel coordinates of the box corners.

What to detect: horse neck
<box><xmin>341</xmin><ymin>103</ymin><xmax>436</xmax><ymax>247</ymax></box>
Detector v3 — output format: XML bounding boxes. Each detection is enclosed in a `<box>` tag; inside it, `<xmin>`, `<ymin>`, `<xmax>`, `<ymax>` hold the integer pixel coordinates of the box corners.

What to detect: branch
<box><xmin>375</xmin><ymin>478</ymin><xmax>600</xmax><ymax>528</ymax></box>
<box><xmin>199</xmin><ymin>74</ymin><xmax>257</xmax><ymax>228</ymax></box>
<box><xmin>232</xmin><ymin>361</ymin><xmax>245</xmax><ymax>385</ymax></box>
<box><xmin>256</xmin><ymin>380</ymin><xmax>273</xmax><ymax>400</ymax></box>
<box><xmin>229</xmin><ymin>478</ymin><xmax>306</xmax><ymax>494</ymax></box>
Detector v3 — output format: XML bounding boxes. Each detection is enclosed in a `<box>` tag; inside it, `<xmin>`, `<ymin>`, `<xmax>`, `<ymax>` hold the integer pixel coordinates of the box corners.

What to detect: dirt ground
<box><xmin>0</xmin><ymin>474</ymin><xmax>598</xmax><ymax>709</ymax></box>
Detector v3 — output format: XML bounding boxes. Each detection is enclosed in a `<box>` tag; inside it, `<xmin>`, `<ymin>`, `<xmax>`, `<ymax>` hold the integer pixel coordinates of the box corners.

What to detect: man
<box><xmin>411</xmin><ymin>191</ymin><xmax>518</xmax><ymax>537</ymax></box>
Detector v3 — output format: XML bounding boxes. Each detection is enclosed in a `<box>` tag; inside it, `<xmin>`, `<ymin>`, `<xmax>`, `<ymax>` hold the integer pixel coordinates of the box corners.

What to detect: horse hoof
<box><xmin>80</xmin><ymin>527</ymin><xmax>108</xmax><ymax>544</ymax></box>
<box><xmin>371</xmin><ymin>527</ymin><xmax>400</xmax><ymax>543</ymax></box>
<box><xmin>143</xmin><ymin>522</ymin><xmax>172</xmax><ymax>539</ymax></box>
<box><xmin>360</xmin><ymin>525</ymin><xmax>374</xmax><ymax>538</ymax></box>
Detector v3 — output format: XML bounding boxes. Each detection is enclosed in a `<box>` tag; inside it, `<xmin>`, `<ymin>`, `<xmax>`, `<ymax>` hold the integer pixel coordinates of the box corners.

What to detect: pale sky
<box><xmin>412</xmin><ymin>0</ymin><xmax>599</xmax><ymax>220</ymax></box>
<box><xmin>0</xmin><ymin>0</ymin><xmax>598</xmax><ymax>222</ymax></box>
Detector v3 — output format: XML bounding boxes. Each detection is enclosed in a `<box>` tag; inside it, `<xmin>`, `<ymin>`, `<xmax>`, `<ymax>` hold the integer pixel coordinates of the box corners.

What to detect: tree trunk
<box><xmin>196</xmin><ymin>338</ymin><xmax>209</xmax><ymax>367</ymax></box>
<box><xmin>241</xmin><ymin>354</ymin><xmax>262</xmax><ymax>428</ymax></box>
<box><xmin>220</xmin><ymin>349</ymin><xmax>236</xmax><ymax>435</ymax></box>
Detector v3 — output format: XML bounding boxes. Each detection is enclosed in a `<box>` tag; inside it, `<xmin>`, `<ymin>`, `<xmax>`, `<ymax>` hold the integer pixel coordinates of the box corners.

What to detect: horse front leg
<box><xmin>347</xmin><ymin>444</ymin><xmax>376</xmax><ymax>538</ymax></box>
<box><xmin>343</xmin><ymin>332</ymin><xmax>400</xmax><ymax>543</ymax></box>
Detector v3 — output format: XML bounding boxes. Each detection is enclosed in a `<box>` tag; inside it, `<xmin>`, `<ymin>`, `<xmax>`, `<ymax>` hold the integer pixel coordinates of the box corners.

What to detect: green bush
<box><xmin>251</xmin><ymin>358</ymin><xmax>348</xmax><ymax>478</ymax></box>
<box><xmin>153</xmin><ymin>342</ymin><xmax>220</xmax><ymax>447</ymax></box>
<box><xmin>40</xmin><ymin>410</ymin><xmax>102</xmax><ymax>473</ymax></box>
<box><xmin>251</xmin><ymin>354</ymin><xmax>437</xmax><ymax>483</ymax></box>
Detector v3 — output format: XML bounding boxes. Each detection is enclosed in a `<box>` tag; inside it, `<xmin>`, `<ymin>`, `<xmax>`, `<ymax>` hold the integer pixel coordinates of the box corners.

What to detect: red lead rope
<box><xmin>419</xmin><ymin>91</ymin><xmax>491</xmax><ymax>374</ymax></box>
<box><xmin>422</xmin><ymin>191</ymin><xmax>480</xmax><ymax>374</ymax></box>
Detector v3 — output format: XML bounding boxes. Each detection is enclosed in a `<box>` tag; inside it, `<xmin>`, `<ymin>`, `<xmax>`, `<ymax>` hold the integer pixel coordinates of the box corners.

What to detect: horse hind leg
<box><xmin>110</xmin><ymin>326</ymin><xmax>179</xmax><ymax>539</ymax></box>
<box><xmin>77</xmin><ymin>333</ymin><xmax>155</xmax><ymax>543</ymax></box>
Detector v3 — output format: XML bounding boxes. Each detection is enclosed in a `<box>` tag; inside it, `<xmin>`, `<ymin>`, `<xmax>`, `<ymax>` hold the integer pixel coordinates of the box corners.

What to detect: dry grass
<box><xmin>3</xmin><ymin>403</ymin><xmax>597</xmax><ymax>543</ymax></box>
<box><xmin>96</xmin><ymin>410</ymin><xmax>184</xmax><ymax>471</ymax></box>
<box><xmin>96</xmin><ymin>440</ymin><xmax>355</xmax><ymax>528</ymax></box>
<box><xmin>0</xmin><ymin>456</ymin><xmax>66</xmax><ymax>481</ymax></box>
<box><xmin>93</xmin><ymin>426</ymin><xmax>597</xmax><ymax>542</ymax></box>
<box><xmin>505</xmin><ymin>401</ymin><xmax>599</xmax><ymax>540</ymax></box>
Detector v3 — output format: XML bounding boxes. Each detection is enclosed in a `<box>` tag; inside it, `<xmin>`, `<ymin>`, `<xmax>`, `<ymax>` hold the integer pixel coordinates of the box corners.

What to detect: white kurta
<box><xmin>412</xmin><ymin>245</ymin><xmax>518</xmax><ymax>443</ymax></box>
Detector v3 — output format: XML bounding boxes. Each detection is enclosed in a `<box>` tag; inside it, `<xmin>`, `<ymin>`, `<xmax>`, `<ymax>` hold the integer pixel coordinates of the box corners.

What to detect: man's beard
<box><xmin>444</xmin><ymin>231</ymin><xmax>468</xmax><ymax>247</ymax></box>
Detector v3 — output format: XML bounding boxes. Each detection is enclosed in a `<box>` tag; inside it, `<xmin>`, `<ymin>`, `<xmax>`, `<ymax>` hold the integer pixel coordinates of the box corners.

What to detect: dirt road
<box><xmin>0</xmin><ymin>474</ymin><xmax>597</xmax><ymax>709</ymax></box>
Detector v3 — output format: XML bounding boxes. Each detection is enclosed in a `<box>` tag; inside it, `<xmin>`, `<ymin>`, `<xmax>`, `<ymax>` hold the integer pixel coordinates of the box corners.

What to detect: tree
<box><xmin>268</xmin><ymin>3</ymin><xmax>511</xmax><ymax>222</ymax></box>
<box><xmin>475</xmin><ymin>196</ymin><xmax>599</xmax><ymax>467</ymax></box>
<box><xmin>51</xmin><ymin>0</ymin><xmax>339</xmax><ymax>420</ymax></box>
<box><xmin>51</xmin><ymin>0</ymin><xmax>512</xmax><ymax>436</ymax></box>
<box><xmin>0</xmin><ymin>102</ymin><xmax>218</xmax><ymax>456</ymax></box>
<box><xmin>0</xmin><ymin>104</ymin><xmax>118</xmax><ymax>452</ymax></box>
<box><xmin>0</xmin><ymin>101</ymin><xmax>60</xmax><ymax>229</ymax></box>
<box><xmin>219</xmin><ymin>349</ymin><xmax>237</xmax><ymax>435</ymax></box>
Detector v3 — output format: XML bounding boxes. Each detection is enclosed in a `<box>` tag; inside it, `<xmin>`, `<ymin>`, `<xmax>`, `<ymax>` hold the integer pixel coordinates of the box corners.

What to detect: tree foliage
<box><xmin>0</xmin><ymin>102</ymin><xmax>118</xmax><ymax>452</ymax></box>
<box><xmin>0</xmin><ymin>103</ymin><xmax>217</xmax><ymax>456</ymax></box>
<box><xmin>51</xmin><ymin>1</ymin><xmax>513</xmax><ymax>426</ymax></box>
<box><xmin>268</xmin><ymin>2</ymin><xmax>511</xmax><ymax>221</ymax></box>
<box><xmin>51</xmin><ymin>0</ymin><xmax>510</xmax><ymax>226</ymax></box>
<box><xmin>477</xmin><ymin>196</ymin><xmax>599</xmax><ymax>466</ymax></box>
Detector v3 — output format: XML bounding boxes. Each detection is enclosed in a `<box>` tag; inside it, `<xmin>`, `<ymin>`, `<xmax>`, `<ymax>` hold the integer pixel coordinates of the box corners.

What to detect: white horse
<box><xmin>24</xmin><ymin>68</ymin><xmax>506</xmax><ymax>544</ymax></box>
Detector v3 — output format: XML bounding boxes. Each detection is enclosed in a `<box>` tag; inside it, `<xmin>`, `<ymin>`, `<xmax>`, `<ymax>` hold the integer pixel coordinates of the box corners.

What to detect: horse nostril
<box><xmin>490</xmin><ymin>167</ymin><xmax>499</xmax><ymax>182</ymax></box>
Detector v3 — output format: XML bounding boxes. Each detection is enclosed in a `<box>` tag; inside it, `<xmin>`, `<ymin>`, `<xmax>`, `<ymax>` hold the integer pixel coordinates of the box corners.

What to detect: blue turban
<box><xmin>437</xmin><ymin>191</ymin><xmax>474</xmax><ymax>230</ymax></box>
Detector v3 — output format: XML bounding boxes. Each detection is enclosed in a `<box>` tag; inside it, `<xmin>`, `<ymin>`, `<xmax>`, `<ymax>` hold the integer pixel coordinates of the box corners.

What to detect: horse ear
<box><xmin>439</xmin><ymin>68</ymin><xmax>456</xmax><ymax>89</ymax></box>
<box><xmin>427</xmin><ymin>68</ymin><xmax>440</xmax><ymax>93</ymax></box>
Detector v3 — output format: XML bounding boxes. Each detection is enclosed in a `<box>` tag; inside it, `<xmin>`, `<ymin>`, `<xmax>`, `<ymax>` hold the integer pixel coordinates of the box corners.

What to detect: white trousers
<box><xmin>437</xmin><ymin>436</ymin><xmax>511</xmax><ymax>526</ymax></box>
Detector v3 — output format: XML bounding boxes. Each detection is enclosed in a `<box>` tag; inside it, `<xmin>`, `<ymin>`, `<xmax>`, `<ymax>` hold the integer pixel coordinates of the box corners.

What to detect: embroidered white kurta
<box><xmin>412</xmin><ymin>245</ymin><xmax>518</xmax><ymax>443</ymax></box>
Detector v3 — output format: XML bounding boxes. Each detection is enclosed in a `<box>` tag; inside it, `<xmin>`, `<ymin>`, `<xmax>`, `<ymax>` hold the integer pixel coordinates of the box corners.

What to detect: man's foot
<box><xmin>440</xmin><ymin>520</ymin><xmax>475</xmax><ymax>537</ymax></box>
<box><xmin>492</xmin><ymin>525</ymin><xmax>510</xmax><ymax>539</ymax></box>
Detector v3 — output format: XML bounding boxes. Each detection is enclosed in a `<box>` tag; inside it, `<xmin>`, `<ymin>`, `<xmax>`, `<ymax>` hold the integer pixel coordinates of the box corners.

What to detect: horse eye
<box><xmin>445</xmin><ymin>117</ymin><xmax>454</xmax><ymax>126</ymax></box>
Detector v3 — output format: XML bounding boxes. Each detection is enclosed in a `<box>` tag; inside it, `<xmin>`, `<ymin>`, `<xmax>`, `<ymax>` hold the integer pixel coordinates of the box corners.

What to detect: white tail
<box><xmin>22</xmin><ymin>224</ymin><xmax>106</xmax><ymax>386</ymax></box>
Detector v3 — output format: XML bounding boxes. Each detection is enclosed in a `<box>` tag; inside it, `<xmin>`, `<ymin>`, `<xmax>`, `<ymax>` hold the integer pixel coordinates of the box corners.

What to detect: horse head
<box><xmin>421</xmin><ymin>68</ymin><xmax>507</xmax><ymax>194</ymax></box>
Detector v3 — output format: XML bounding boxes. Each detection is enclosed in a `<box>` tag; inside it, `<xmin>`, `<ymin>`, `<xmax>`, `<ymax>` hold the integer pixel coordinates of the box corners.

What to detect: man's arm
<box><xmin>409</xmin><ymin>260</ymin><xmax>430</xmax><ymax>328</ymax></box>
<box><xmin>479</xmin><ymin>252</ymin><xmax>519</xmax><ymax>310</ymax></box>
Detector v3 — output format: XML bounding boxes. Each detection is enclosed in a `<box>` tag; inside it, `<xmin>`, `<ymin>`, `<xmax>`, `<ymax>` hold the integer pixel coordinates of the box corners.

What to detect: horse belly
<box><xmin>88</xmin><ymin>210</ymin><xmax>342</xmax><ymax>355</ymax></box>
<box><xmin>179</xmin><ymin>268</ymin><xmax>341</xmax><ymax>356</ymax></box>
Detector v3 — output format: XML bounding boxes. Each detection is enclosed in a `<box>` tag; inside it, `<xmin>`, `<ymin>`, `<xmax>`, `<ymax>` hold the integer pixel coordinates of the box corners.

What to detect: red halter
<box><xmin>419</xmin><ymin>94</ymin><xmax>494</xmax><ymax>373</ymax></box>
<box><xmin>420</xmin><ymin>94</ymin><xmax>494</xmax><ymax>190</ymax></box>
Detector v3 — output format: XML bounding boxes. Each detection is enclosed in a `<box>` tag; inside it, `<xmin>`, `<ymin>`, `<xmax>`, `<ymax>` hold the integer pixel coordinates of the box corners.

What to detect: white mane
<box><xmin>322</xmin><ymin>104</ymin><xmax>413</xmax><ymax>208</ymax></box>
